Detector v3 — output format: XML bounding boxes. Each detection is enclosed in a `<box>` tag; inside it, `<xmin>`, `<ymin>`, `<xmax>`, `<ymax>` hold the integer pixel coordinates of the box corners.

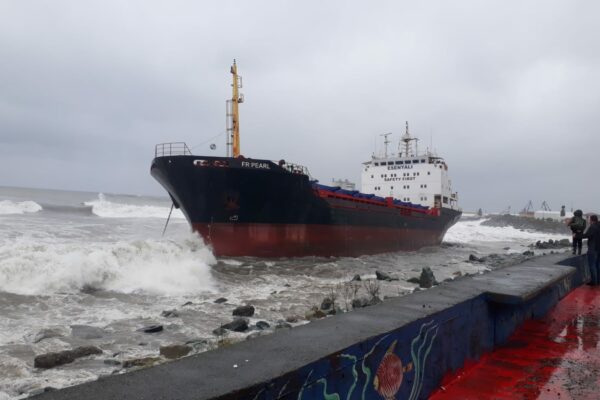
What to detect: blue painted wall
<box><xmin>218</xmin><ymin>256</ymin><xmax>588</xmax><ymax>400</ymax></box>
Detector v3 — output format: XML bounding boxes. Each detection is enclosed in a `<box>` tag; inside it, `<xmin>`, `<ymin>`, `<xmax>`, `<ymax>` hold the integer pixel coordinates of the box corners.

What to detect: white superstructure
<box><xmin>361</xmin><ymin>123</ymin><xmax>459</xmax><ymax>210</ymax></box>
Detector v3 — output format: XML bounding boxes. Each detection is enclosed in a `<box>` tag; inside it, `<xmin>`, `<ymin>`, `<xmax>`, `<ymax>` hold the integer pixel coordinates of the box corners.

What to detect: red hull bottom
<box><xmin>193</xmin><ymin>223</ymin><xmax>446</xmax><ymax>257</ymax></box>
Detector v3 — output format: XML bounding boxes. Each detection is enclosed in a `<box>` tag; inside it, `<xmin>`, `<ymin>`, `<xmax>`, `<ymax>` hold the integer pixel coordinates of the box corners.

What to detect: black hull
<box><xmin>151</xmin><ymin>155</ymin><xmax>461</xmax><ymax>256</ymax></box>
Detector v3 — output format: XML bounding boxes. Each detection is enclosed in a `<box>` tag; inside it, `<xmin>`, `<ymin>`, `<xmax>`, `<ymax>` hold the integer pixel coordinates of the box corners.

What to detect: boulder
<box><xmin>122</xmin><ymin>357</ymin><xmax>161</xmax><ymax>369</ymax></box>
<box><xmin>222</xmin><ymin>318</ymin><xmax>249</xmax><ymax>332</ymax></box>
<box><xmin>255</xmin><ymin>321</ymin><xmax>270</xmax><ymax>330</ymax></box>
<box><xmin>368</xmin><ymin>296</ymin><xmax>382</xmax><ymax>306</ymax></box>
<box><xmin>522</xmin><ymin>250</ymin><xmax>534</xmax><ymax>256</ymax></box>
<box><xmin>161</xmin><ymin>309</ymin><xmax>179</xmax><ymax>318</ymax></box>
<box><xmin>181</xmin><ymin>301</ymin><xmax>194</xmax><ymax>307</ymax></box>
<box><xmin>138</xmin><ymin>325</ymin><xmax>163</xmax><ymax>333</ymax></box>
<box><xmin>159</xmin><ymin>344</ymin><xmax>192</xmax><ymax>360</ymax></box>
<box><xmin>103</xmin><ymin>359</ymin><xmax>121</xmax><ymax>366</ymax></box>
<box><xmin>406</xmin><ymin>277</ymin><xmax>420</xmax><ymax>284</ymax></box>
<box><xmin>34</xmin><ymin>346</ymin><xmax>102</xmax><ymax>369</ymax></box>
<box><xmin>351</xmin><ymin>297</ymin><xmax>370</xmax><ymax>309</ymax></box>
<box><xmin>419</xmin><ymin>267</ymin><xmax>438</xmax><ymax>288</ymax></box>
<box><xmin>468</xmin><ymin>254</ymin><xmax>485</xmax><ymax>263</ymax></box>
<box><xmin>320</xmin><ymin>297</ymin><xmax>334</xmax><ymax>311</ymax></box>
<box><xmin>285</xmin><ymin>315</ymin><xmax>299</xmax><ymax>323</ymax></box>
<box><xmin>232</xmin><ymin>305</ymin><xmax>255</xmax><ymax>317</ymax></box>
<box><xmin>376</xmin><ymin>271</ymin><xmax>399</xmax><ymax>281</ymax></box>
<box><xmin>214</xmin><ymin>297</ymin><xmax>228</xmax><ymax>304</ymax></box>
<box><xmin>351</xmin><ymin>274</ymin><xmax>361</xmax><ymax>282</ymax></box>
<box><xmin>275</xmin><ymin>321</ymin><xmax>292</xmax><ymax>329</ymax></box>
<box><xmin>305</xmin><ymin>308</ymin><xmax>327</xmax><ymax>321</ymax></box>
<box><xmin>212</xmin><ymin>327</ymin><xmax>227</xmax><ymax>336</ymax></box>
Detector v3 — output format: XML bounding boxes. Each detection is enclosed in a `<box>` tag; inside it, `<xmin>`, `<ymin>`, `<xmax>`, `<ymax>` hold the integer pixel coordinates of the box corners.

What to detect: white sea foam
<box><xmin>0</xmin><ymin>233</ymin><xmax>215</xmax><ymax>295</ymax></box>
<box><xmin>0</xmin><ymin>200</ymin><xmax>42</xmax><ymax>215</ymax></box>
<box><xmin>84</xmin><ymin>193</ymin><xmax>185</xmax><ymax>219</ymax></box>
<box><xmin>445</xmin><ymin>219</ymin><xmax>568</xmax><ymax>244</ymax></box>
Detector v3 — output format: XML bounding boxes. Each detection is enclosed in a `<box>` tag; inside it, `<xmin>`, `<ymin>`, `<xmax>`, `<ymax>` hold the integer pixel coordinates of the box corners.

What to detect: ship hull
<box><xmin>151</xmin><ymin>155</ymin><xmax>461</xmax><ymax>257</ymax></box>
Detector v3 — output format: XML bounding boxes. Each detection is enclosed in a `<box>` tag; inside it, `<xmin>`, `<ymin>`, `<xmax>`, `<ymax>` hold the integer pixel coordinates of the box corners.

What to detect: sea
<box><xmin>0</xmin><ymin>186</ymin><xmax>570</xmax><ymax>399</ymax></box>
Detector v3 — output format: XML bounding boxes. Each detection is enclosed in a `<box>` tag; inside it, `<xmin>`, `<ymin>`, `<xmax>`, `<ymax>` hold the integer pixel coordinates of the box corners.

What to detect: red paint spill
<box><xmin>430</xmin><ymin>285</ymin><xmax>600</xmax><ymax>400</ymax></box>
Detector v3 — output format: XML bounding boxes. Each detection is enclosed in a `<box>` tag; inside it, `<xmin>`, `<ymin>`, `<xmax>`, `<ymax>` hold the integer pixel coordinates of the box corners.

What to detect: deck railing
<box><xmin>155</xmin><ymin>142</ymin><xmax>193</xmax><ymax>157</ymax></box>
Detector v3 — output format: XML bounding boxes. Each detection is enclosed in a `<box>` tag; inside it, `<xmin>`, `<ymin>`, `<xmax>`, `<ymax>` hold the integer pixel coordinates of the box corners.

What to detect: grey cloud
<box><xmin>1</xmin><ymin>0</ymin><xmax>599</xmax><ymax>212</ymax></box>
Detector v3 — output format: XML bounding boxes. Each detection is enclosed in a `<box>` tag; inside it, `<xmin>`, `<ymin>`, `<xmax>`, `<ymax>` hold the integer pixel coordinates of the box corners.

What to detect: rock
<box><xmin>122</xmin><ymin>357</ymin><xmax>161</xmax><ymax>369</ymax></box>
<box><xmin>283</xmin><ymin>283</ymin><xmax>291</xmax><ymax>287</ymax></box>
<box><xmin>138</xmin><ymin>325</ymin><xmax>163</xmax><ymax>333</ymax></box>
<box><xmin>468</xmin><ymin>254</ymin><xmax>485</xmax><ymax>263</ymax></box>
<box><xmin>159</xmin><ymin>344</ymin><xmax>192</xmax><ymax>360</ymax></box>
<box><xmin>453</xmin><ymin>271</ymin><xmax>463</xmax><ymax>277</ymax></box>
<box><xmin>419</xmin><ymin>267</ymin><xmax>438</xmax><ymax>288</ymax></box>
<box><xmin>305</xmin><ymin>308</ymin><xmax>327</xmax><ymax>321</ymax></box>
<box><xmin>103</xmin><ymin>359</ymin><xmax>121</xmax><ymax>366</ymax></box>
<box><xmin>406</xmin><ymin>277</ymin><xmax>420</xmax><ymax>284</ymax></box>
<box><xmin>213</xmin><ymin>297</ymin><xmax>228</xmax><ymax>304</ymax></box>
<box><xmin>33</xmin><ymin>328</ymin><xmax>64</xmax><ymax>343</ymax></box>
<box><xmin>534</xmin><ymin>239</ymin><xmax>571</xmax><ymax>249</ymax></box>
<box><xmin>161</xmin><ymin>309</ymin><xmax>179</xmax><ymax>318</ymax></box>
<box><xmin>34</xmin><ymin>346</ymin><xmax>102</xmax><ymax>369</ymax></box>
<box><xmin>80</xmin><ymin>284</ymin><xmax>100</xmax><ymax>294</ymax></box>
<box><xmin>376</xmin><ymin>270</ymin><xmax>399</xmax><ymax>281</ymax></box>
<box><xmin>275</xmin><ymin>321</ymin><xmax>292</xmax><ymax>329</ymax></box>
<box><xmin>320</xmin><ymin>297</ymin><xmax>334</xmax><ymax>311</ymax></box>
<box><xmin>70</xmin><ymin>325</ymin><xmax>105</xmax><ymax>340</ymax></box>
<box><xmin>285</xmin><ymin>315</ymin><xmax>299</xmax><ymax>323</ymax></box>
<box><xmin>181</xmin><ymin>301</ymin><xmax>193</xmax><ymax>307</ymax></box>
<box><xmin>232</xmin><ymin>305</ymin><xmax>255</xmax><ymax>317</ymax></box>
<box><xmin>522</xmin><ymin>250</ymin><xmax>534</xmax><ymax>256</ymax></box>
<box><xmin>351</xmin><ymin>274</ymin><xmax>361</xmax><ymax>282</ymax></box>
<box><xmin>255</xmin><ymin>321</ymin><xmax>270</xmax><ymax>330</ymax></box>
<box><xmin>368</xmin><ymin>296</ymin><xmax>382</xmax><ymax>306</ymax></box>
<box><xmin>222</xmin><ymin>318</ymin><xmax>249</xmax><ymax>332</ymax></box>
<box><xmin>212</xmin><ymin>327</ymin><xmax>227</xmax><ymax>336</ymax></box>
<box><xmin>351</xmin><ymin>297</ymin><xmax>370</xmax><ymax>309</ymax></box>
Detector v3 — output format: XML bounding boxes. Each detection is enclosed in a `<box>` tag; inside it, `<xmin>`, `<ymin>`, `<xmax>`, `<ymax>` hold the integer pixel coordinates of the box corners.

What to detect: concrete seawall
<box><xmin>35</xmin><ymin>253</ymin><xmax>588</xmax><ymax>400</ymax></box>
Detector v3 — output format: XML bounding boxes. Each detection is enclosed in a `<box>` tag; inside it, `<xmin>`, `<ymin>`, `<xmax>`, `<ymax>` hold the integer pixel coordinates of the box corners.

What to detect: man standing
<box><xmin>569</xmin><ymin>210</ymin><xmax>587</xmax><ymax>255</ymax></box>
<box><xmin>582</xmin><ymin>215</ymin><xmax>600</xmax><ymax>285</ymax></box>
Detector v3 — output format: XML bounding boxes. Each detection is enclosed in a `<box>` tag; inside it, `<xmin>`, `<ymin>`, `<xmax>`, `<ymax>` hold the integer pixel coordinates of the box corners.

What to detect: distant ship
<box><xmin>151</xmin><ymin>61</ymin><xmax>461</xmax><ymax>257</ymax></box>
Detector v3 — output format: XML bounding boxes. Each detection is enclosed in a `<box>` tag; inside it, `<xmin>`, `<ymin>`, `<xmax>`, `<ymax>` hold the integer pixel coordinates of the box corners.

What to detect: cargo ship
<box><xmin>151</xmin><ymin>61</ymin><xmax>461</xmax><ymax>257</ymax></box>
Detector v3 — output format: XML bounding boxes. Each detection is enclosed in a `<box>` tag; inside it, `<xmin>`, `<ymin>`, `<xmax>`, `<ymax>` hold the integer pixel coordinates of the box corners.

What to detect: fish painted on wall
<box><xmin>373</xmin><ymin>340</ymin><xmax>413</xmax><ymax>399</ymax></box>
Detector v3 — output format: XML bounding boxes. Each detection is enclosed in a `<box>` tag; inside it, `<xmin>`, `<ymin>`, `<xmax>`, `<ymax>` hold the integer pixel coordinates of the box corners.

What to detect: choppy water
<box><xmin>0</xmin><ymin>186</ymin><xmax>570</xmax><ymax>399</ymax></box>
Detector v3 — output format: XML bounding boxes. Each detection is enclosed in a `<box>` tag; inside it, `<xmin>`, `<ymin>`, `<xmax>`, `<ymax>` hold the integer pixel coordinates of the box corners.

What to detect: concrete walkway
<box><xmin>430</xmin><ymin>285</ymin><xmax>600</xmax><ymax>400</ymax></box>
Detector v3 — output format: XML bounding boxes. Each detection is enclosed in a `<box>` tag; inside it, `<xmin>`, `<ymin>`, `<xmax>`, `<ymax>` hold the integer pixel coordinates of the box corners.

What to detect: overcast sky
<box><xmin>1</xmin><ymin>1</ymin><xmax>598</xmax><ymax>212</ymax></box>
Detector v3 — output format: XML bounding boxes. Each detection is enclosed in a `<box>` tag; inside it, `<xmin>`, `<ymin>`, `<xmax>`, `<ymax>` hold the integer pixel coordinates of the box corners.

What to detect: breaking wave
<box><xmin>0</xmin><ymin>233</ymin><xmax>215</xmax><ymax>295</ymax></box>
<box><xmin>84</xmin><ymin>193</ymin><xmax>185</xmax><ymax>219</ymax></box>
<box><xmin>445</xmin><ymin>219</ymin><xmax>568</xmax><ymax>244</ymax></box>
<box><xmin>0</xmin><ymin>200</ymin><xmax>42</xmax><ymax>215</ymax></box>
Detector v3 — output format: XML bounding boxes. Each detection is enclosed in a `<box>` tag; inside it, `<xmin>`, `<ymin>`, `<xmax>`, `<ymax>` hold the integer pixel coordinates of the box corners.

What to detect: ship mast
<box><xmin>226</xmin><ymin>60</ymin><xmax>244</xmax><ymax>157</ymax></box>
<box><xmin>400</xmin><ymin>121</ymin><xmax>417</xmax><ymax>157</ymax></box>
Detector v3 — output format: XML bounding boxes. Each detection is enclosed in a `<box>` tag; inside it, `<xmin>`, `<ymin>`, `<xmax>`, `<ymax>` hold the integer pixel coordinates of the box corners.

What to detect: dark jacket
<box><xmin>582</xmin><ymin>223</ymin><xmax>600</xmax><ymax>252</ymax></box>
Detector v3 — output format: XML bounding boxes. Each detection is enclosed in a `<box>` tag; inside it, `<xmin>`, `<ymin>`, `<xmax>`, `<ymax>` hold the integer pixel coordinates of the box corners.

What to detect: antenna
<box><xmin>380</xmin><ymin>132</ymin><xmax>392</xmax><ymax>158</ymax></box>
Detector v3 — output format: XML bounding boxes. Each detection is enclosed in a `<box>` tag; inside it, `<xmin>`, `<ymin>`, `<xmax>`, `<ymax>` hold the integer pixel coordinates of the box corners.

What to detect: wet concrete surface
<box><xmin>431</xmin><ymin>285</ymin><xmax>600</xmax><ymax>400</ymax></box>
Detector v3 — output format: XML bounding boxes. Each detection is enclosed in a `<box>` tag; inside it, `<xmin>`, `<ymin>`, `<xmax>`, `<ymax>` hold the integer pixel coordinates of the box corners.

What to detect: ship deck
<box><xmin>430</xmin><ymin>284</ymin><xmax>600</xmax><ymax>400</ymax></box>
